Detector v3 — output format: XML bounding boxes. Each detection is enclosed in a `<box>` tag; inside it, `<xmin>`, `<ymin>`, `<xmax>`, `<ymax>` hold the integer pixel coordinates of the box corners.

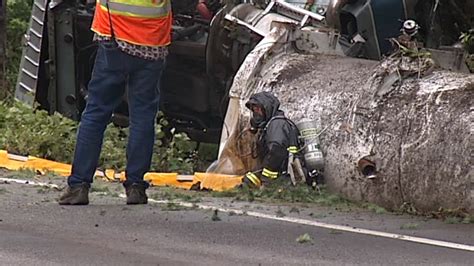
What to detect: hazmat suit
<box><xmin>243</xmin><ymin>92</ymin><xmax>300</xmax><ymax>187</ymax></box>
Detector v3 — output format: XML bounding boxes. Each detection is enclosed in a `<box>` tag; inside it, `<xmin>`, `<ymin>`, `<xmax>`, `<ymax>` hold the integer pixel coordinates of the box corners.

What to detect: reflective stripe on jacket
<box><xmin>92</xmin><ymin>0</ymin><xmax>172</xmax><ymax>47</ymax></box>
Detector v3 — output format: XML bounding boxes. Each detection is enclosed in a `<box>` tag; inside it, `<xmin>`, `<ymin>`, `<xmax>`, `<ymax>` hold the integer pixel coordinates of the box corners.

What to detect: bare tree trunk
<box><xmin>0</xmin><ymin>0</ymin><xmax>6</xmax><ymax>91</ymax></box>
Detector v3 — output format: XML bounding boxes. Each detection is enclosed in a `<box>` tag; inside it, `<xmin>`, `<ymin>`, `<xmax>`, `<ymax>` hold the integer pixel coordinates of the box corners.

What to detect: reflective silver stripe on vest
<box><xmin>101</xmin><ymin>1</ymin><xmax>170</xmax><ymax>17</ymax></box>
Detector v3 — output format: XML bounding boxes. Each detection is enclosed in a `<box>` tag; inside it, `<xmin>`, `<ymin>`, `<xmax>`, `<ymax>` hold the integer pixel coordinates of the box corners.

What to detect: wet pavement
<box><xmin>0</xmin><ymin>171</ymin><xmax>473</xmax><ymax>265</ymax></box>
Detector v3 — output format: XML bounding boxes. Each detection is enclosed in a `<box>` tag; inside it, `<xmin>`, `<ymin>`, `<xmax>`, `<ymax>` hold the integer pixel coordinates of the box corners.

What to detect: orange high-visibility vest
<box><xmin>91</xmin><ymin>0</ymin><xmax>172</xmax><ymax>47</ymax></box>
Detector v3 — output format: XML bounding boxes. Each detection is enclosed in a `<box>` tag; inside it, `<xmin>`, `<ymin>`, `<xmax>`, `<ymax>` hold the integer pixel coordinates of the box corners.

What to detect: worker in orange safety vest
<box><xmin>59</xmin><ymin>0</ymin><xmax>172</xmax><ymax>205</ymax></box>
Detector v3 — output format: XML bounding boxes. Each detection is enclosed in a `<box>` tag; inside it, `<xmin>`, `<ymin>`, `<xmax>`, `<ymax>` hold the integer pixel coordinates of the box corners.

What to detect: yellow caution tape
<box><xmin>195</xmin><ymin>172</ymin><xmax>243</xmax><ymax>192</ymax></box>
<box><xmin>0</xmin><ymin>150</ymin><xmax>27</xmax><ymax>171</ymax></box>
<box><xmin>145</xmin><ymin>173</ymin><xmax>197</xmax><ymax>190</ymax></box>
<box><xmin>0</xmin><ymin>150</ymin><xmax>243</xmax><ymax>191</ymax></box>
<box><xmin>0</xmin><ymin>150</ymin><xmax>71</xmax><ymax>176</ymax></box>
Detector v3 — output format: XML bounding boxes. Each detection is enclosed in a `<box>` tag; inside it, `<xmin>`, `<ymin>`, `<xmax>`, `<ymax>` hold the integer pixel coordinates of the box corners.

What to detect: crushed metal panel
<box><xmin>14</xmin><ymin>0</ymin><xmax>48</xmax><ymax>105</ymax></box>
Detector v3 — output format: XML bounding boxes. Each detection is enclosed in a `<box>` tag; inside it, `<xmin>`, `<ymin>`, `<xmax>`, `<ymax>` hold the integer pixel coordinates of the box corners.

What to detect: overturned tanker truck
<box><xmin>16</xmin><ymin>0</ymin><xmax>473</xmax><ymax>213</ymax></box>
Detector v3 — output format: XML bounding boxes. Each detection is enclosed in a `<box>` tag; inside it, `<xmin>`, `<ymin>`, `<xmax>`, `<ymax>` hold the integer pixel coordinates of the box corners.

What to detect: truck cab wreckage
<box><xmin>15</xmin><ymin>0</ymin><xmax>474</xmax><ymax>213</ymax></box>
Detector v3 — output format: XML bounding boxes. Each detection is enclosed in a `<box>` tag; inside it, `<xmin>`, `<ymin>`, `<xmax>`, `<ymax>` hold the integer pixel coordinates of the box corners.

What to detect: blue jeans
<box><xmin>68</xmin><ymin>41</ymin><xmax>165</xmax><ymax>188</ymax></box>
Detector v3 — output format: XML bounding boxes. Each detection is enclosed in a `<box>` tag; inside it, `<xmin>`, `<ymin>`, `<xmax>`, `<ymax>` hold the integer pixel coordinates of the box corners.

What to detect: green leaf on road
<box><xmin>400</xmin><ymin>223</ymin><xmax>419</xmax><ymax>230</ymax></box>
<box><xmin>296</xmin><ymin>233</ymin><xmax>313</xmax><ymax>244</ymax></box>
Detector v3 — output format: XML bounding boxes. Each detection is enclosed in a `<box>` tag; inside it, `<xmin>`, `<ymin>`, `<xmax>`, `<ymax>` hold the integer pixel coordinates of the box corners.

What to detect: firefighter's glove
<box><xmin>243</xmin><ymin>172</ymin><xmax>262</xmax><ymax>188</ymax></box>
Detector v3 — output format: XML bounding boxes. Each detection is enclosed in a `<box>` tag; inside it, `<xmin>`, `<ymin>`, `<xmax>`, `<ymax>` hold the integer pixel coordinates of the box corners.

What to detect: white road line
<box><xmin>143</xmin><ymin>197</ymin><xmax>474</xmax><ymax>253</ymax></box>
<box><xmin>0</xmin><ymin>177</ymin><xmax>60</xmax><ymax>189</ymax></box>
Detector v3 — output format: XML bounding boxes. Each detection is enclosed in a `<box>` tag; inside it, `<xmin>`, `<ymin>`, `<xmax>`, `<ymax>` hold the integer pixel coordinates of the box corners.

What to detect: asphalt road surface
<box><xmin>0</xmin><ymin>173</ymin><xmax>473</xmax><ymax>265</ymax></box>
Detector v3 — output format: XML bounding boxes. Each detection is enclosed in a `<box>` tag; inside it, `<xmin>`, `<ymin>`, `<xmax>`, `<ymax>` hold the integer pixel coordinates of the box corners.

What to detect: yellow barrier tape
<box><xmin>145</xmin><ymin>173</ymin><xmax>197</xmax><ymax>190</ymax></box>
<box><xmin>25</xmin><ymin>157</ymin><xmax>72</xmax><ymax>176</ymax></box>
<box><xmin>0</xmin><ymin>150</ymin><xmax>243</xmax><ymax>191</ymax></box>
<box><xmin>195</xmin><ymin>172</ymin><xmax>243</xmax><ymax>192</ymax></box>
<box><xmin>0</xmin><ymin>150</ymin><xmax>26</xmax><ymax>171</ymax></box>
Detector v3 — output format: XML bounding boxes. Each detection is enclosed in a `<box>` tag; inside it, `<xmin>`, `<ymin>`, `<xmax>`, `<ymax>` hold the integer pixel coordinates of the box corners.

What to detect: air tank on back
<box><xmin>296</xmin><ymin>119</ymin><xmax>325</xmax><ymax>186</ymax></box>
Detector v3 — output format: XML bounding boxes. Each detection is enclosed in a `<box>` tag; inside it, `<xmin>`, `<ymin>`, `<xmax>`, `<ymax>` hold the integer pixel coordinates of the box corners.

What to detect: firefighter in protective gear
<box><xmin>243</xmin><ymin>92</ymin><xmax>300</xmax><ymax>188</ymax></box>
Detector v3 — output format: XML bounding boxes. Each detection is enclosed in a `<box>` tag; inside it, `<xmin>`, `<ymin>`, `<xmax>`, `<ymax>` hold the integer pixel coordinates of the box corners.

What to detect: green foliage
<box><xmin>0</xmin><ymin>101</ymin><xmax>77</xmax><ymax>161</ymax></box>
<box><xmin>296</xmin><ymin>233</ymin><xmax>313</xmax><ymax>244</ymax></box>
<box><xmin>252</xmin><ymin>181</ymin><xmax>352</xmax><ymax>207</ymax></box>
<box><xmin>363</xmin><ymin>203</ymin><xmax>387</xmax><ymax>214</ymax></box>
<box><xmin>444</xmin><ymin>217</ymin><xmax>463</xmax><ymax>224</ymax></box>
<box><xmin>399</xmin><ymin>45</ymin><xmax>431</xmax><ymax>58</ymax></box>
<box><xmin>194</xmin><ymin>143</ymin><xmax>218</xmax><ymax>171</ymax></box>
<box><xmin>0</xmin><ymin>101</ymin><xmax>200</xmax><ymax>173</ymax></box>
<box><xmin>461</xmin><ymin>30</ymin><xmax>474</xmax><ymax>72</ymax></box>
<box><xmin>211</xmin><ymin>179</ymin><xmax>353</xmax><ymax>208</ymax></box>
<box><xmin>400</xmin><ymin>222</ymin><xmax>419</xmax><ymax>230</ymax></box>
<box><xmin>150</xmin><ymin>119</ymin><xmax>196</xmax><ymax>174</ymax></box>
<box><xmin>466</xmin><ymin>55</ymin><xmax>474</xmax><ymax>73</ymax></box>
<box><xmin>328</xmin><ymin>229</ymin><xmax>342</xmax><ymax>235</ymax></box>
<box><xmin>2</xmin><ymin>168</ymin><xmax>37</xmax><ymax>179</ymax></box>
<box><xmin>210</xmin><ymin>189</ymin><xmax>241</xmax><ymax>198</ymax></box>
<box><xmin>462</xmin><ymin>216</ymin><xmax>473</xmax><ymax>224</ymax></box>
<box><xmin>36</xmin><ymin>187</ymin><xmax>50</xmax><ymax>194</ymax></box>
<box><xmin>391</xmin><ymin>38</ymin><xmax>432</xmax><ymax>58</ymax></box>
<box><xmin>150</xmin><ymin>187</ymin><xmax>202</xmax><ymax>203</ymax></box>
<box><xmin>3</xmin><ymin>0</ymin><xmax>33</xmax><ymax>100</ymax></box>
<box><xmin>90</xmin><ymin>185</ymin><xmax>111</xmax><ymax>193</ymax></box>
<box><xmin>99</xmin><ymin>124</ymin><xmax>128</xmax><ymax>170</ymax></box>
<box><xmin>460</xmin><ymin>29</ymin><xmax>474</xmax><ymax>54</ymax></box>
<box><xmin>99</xmin><ymin>116</ymin><xmax>199</xmax><ymax>173</ymax></box>
<box><xmin>430</xmin><ymin>207</ymin><xmax>472</xmax><ymax>222</ymax></box>
<box><xmin>162</xmin><ymin>202</ymin><xmax>192</xmax><ymax>211</ymax></box>
<box><xmin>398</xmin><ymin>202</ymin><xmax>419</xmax><ymax>215</ymax></box>
<box><xmin>399</xmin><ymin>203</ymin><xmax>473</xmax><ymax>223</ymax></box>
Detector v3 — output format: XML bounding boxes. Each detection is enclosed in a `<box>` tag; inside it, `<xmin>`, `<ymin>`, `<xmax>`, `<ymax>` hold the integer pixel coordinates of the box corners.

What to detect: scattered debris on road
<box><xmin>296</xmin><ymin>233</ymin><xmax>313</xmax><ymax>244</ymax></box>
<box><xmin>211</xmin><ymin>209</ymin><xmax>221</xmax><ymax>222</ymax></box>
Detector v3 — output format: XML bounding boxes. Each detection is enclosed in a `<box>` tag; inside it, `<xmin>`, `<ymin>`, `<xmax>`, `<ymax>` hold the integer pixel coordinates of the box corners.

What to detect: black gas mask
<box><xmin>250</xmin><ymin>104</ymin><xmax>267</xmax><ymax>129</ymax></box>
<box><xmin>252</xmin><ymin>112</ymin><xmax>266</xmax><ymax>126</ymax></box>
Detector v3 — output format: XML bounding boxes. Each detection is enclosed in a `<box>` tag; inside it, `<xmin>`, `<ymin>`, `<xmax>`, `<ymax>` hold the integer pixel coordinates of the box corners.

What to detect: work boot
<box><xmin>125</xmin><ymin>183</ymin><xmax>148</xmax><ymax>205</ymax></box>
<box><xmin>58</xmin><ymin>183</ymin><xmax>90</xmax><ymax>205</ymax></box>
